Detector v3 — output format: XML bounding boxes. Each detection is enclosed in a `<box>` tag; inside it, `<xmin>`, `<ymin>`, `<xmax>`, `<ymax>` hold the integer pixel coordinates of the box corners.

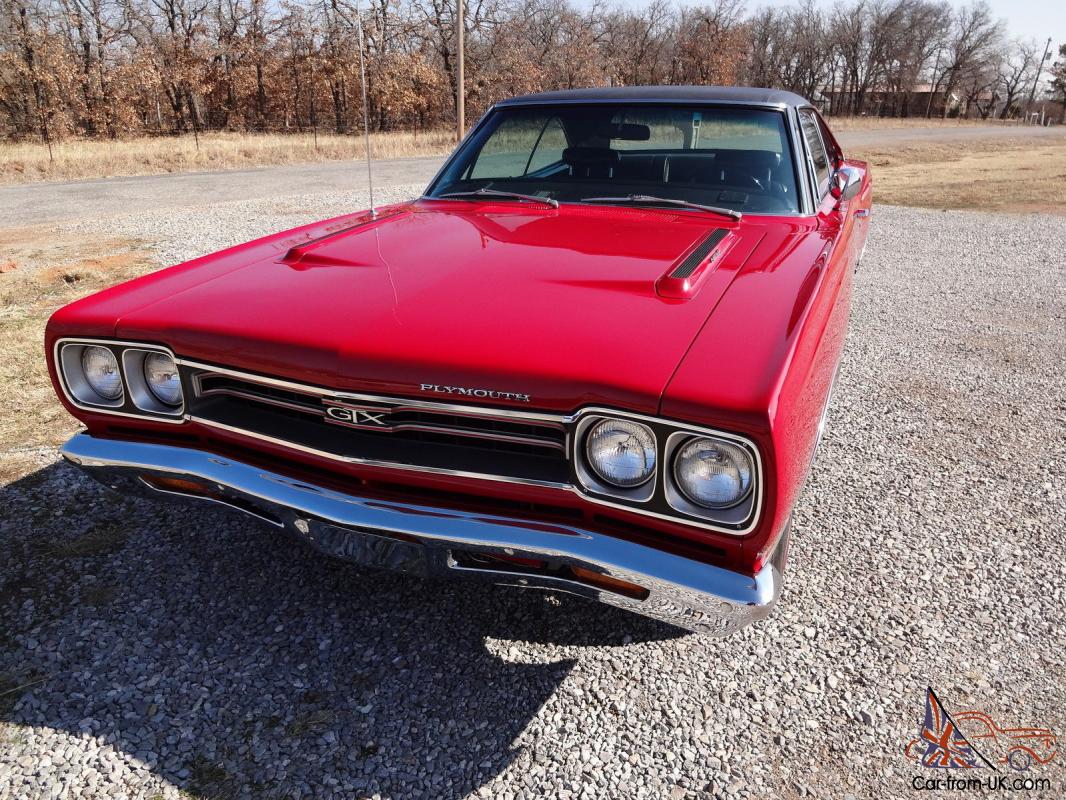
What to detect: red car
<box><xmin>46</xmin><ymin>87</ymin><xmax>871</xmax><ymax>635</ymax></box>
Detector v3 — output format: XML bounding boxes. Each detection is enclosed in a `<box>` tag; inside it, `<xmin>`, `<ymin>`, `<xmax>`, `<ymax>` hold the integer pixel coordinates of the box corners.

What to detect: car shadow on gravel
<box><xmin>1</xmin><ymin>462</ymin><xmax>682</xmax><ymax>799</ymax></box>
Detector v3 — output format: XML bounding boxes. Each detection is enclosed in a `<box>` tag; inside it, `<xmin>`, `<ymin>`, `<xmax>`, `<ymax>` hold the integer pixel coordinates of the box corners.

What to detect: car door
<box><xmin>793</xmin><ymin>108</ymin><xmax>859</xmax><ymax>443</ymax></box>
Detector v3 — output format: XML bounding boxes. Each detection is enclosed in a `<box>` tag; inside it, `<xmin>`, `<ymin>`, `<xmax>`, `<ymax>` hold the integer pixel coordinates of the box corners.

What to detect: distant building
<box><xmin>819</xmin><ymin>83</ymin><xmax>961</xmax><ymax>117</ymax></box>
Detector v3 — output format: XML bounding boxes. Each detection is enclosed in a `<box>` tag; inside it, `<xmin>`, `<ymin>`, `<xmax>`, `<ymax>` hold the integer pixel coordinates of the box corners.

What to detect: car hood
<box><xmin>115</xmin><ymin>200</ymin><xmax>767</xmax><ymax>413</ymax></box>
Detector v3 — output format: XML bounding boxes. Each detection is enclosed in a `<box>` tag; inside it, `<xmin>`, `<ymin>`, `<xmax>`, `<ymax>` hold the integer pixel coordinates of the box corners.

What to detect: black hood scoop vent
<box><xmin>669</xmin><ymin>228</ymin><xmax>729</xmax><ymax>280</ymax></box>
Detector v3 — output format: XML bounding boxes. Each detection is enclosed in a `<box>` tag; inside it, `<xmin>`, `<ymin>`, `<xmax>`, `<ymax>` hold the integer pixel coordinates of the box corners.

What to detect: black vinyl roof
<box><xmin>497</xmin><ymin>85</ymin><xmax>812</xmax><ymax>109</ymax></box>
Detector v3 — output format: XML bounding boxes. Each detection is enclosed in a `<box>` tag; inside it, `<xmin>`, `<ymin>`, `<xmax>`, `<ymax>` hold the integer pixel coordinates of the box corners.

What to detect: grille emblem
<box><xmin>324</xmin><ymin>403</ymin><xmax>389</xmax><ymax>428</ymax></box>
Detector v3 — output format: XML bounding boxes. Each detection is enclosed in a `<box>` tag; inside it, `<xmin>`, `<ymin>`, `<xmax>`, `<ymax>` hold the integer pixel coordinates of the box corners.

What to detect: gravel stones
<box><xmin>2</xmin><ymin>200</ymin><xmax>1064</xmax><ymax>798</ymax></box>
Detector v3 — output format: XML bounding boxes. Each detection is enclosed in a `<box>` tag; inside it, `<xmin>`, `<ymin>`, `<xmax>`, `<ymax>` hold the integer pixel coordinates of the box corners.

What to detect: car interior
<box><xmin>430</xmin><ymin>106</ymin><xmax>802</xmax><ymax>214</ymax></box>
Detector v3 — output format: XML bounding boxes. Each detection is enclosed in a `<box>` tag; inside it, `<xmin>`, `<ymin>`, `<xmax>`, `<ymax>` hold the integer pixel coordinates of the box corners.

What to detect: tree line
<box><xmin>0</xmin><ymin>0</ymin><xmax>1061</xmax><ymax>143</ymax></box>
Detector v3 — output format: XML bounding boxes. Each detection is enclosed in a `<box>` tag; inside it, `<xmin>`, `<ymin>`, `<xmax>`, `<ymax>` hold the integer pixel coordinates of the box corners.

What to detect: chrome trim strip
<box><xmin>192</xmin><ymin>416</ymin><xmax>572</xmax><ymax>490</ymax></box>
<box><xmin>178</xmin><ymin>360</ymin><xmax>762</xmax><ymax>535</ymax></box>
<box><xmin>325</xmin><ymin>418</ymin><xmax>567</xmax><ymax>452</ymax></box>
<box><xmin>197</xmin><ymin>385</ymin><xmax>323</xmax><ymax>416</ymax></box>
<box><xmin>322</xmin><ymin>397</ymin><xmax>567</xmax><ymax>432</ymax></box>
<box><xmin>61</xmin><ymin>433</ymin><xmax>785</xmax><ymax>635</ymax></box>
<box><xmin>796</xmin><ymin>106</ymin><xmax>828</xmax><ymax>212</ymax></box>
<box><xmin>53</xmin><ymin>337</ymin><xmax>187</xmax><ymax>425</ymax></box>
<box><xmin>496</xmin><ymin>97</ymin><xmax>792</xmax><ymax>110</ymax></box>
<box><xmin>193</xmin><ymin>378</ymin><xmax>566</xmax><ymax>450</ymax></box>
<box><xmin>178</xmin><ymin>359</ymin><xmax>569</xmax><ymax>424</ymax></box>
<box><xmin>380</xmin><ymin>425</ymin><xmax>565</xmax><ymax>451</ymax></box>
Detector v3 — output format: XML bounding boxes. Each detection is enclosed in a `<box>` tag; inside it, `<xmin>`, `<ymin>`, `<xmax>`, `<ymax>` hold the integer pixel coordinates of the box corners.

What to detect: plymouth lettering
<box><xmin>419</xmin><ymin>384</ymin><xmax>531</xmax><ymax>403</ymax></box>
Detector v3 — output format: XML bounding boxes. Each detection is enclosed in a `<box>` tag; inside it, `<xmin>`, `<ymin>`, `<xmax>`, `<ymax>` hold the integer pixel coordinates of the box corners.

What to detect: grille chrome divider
<box><xmin>190</xmin><ymin>369</ymin><xmax>568</xmax><ymax>455</ymax></box>
<box><xmin>190</xmin><ymin>416</ymin><xmax>572</xmax><ymax>489</ymax></box>
<box><xmin>179</xmin><ymin>358</ymin><xmax>570</xmax><ymax>424</ymax></box>
<box><xmin>196</xmin><ymin>385</ymin><xmax>324</xmax><ymax>417</ymax></box>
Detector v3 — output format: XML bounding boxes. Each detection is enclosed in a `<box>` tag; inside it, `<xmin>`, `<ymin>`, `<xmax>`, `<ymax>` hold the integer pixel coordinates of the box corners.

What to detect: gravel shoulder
<box><xmin>1</xmin><ymin>199</ymin><xmax>1064</xmax><ymax>799</ymax></box>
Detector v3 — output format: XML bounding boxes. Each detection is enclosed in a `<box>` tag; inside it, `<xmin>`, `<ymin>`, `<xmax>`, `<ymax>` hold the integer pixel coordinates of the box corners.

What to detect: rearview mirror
<box><xmin>831</xmin><ymin>166</ymin><xmax>862</xmax><ymax>202</ymax></box>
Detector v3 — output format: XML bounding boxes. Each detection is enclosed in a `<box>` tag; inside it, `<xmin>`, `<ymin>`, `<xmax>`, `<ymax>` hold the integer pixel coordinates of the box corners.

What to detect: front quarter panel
<box><xmin>661</xmin><ymin>206</ymin><xmax>859</xmax><ymax>567</ymax></box>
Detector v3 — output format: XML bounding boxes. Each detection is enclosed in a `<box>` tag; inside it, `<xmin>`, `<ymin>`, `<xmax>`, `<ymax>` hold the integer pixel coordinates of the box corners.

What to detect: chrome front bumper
<box><xmin>60</xmin><ymin>433</ymin><xmax>787</xmax><ymax>635</ymax></box>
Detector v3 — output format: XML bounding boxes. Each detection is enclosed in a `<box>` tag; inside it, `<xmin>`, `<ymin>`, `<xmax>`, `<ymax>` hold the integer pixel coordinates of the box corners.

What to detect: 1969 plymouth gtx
<box><xmin>46</xmin><ymin>86</ymin><xmax>870</xmax><ymax>635</ymax></box>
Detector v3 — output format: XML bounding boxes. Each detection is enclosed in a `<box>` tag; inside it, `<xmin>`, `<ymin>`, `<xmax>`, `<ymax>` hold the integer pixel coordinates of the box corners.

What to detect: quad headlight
<box><xmin>574</xmin><ymin>410</ymin><xmax>760</xmax><ymax>533</ymax></box>
<box><xmin>672</xmin><ymin>437</ymin><xmax>753</xmax><ymax>509</ymax></box>
<box><xmin>584</xmin><ymin>418</ymin><xmax>656</xmax><ymax>488</ymax></box>
<box><xmin>56</xmin><ymin>339</ymin><xmax>183</xmax><ymax>418</ymax></box>
<box><xmin>80</xmin><ymin>346</ymin><xmax>123</xmax><ymax>401</ymax></box>
<box><xmin>143</xmin><ymin>352</ymin><xmax>182</xmax><ymax>406</ymax></box>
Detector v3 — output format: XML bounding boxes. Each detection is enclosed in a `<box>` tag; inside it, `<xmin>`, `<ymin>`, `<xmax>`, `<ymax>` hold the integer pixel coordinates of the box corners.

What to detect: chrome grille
<box><xmin>184</xmin><ymin>368</ymin><xmax>570</xmax><ymax>485</ymax></box>
<box><xmin>192</xmin><ymin>373</ymin><xmax>566</xmax><ymax>453</ymax></box>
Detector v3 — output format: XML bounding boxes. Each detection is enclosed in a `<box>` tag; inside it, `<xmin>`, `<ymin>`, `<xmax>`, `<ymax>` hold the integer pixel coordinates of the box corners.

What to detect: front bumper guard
<box><xmin>60</xmin><ymin>433</ymin><xmax>787</xmax><ymax>636</ymax></box>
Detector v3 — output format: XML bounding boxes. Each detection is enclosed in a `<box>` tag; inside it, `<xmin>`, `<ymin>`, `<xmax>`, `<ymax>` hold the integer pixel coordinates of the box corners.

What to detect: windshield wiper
<box><xmin>436</xmin><ymin>187</ymin><xmax>559</xmax><ymax>208</ymax></box>
<box><xmin>579</xmin><ymin>194</ymin><xmax>742</xmax><ymax>221</ymax></box>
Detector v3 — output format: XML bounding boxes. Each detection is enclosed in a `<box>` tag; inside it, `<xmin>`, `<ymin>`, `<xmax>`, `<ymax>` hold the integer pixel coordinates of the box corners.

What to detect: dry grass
<box><xmin>32</xmin><ymin>522</ymin><xmax>129</xmax><ymax>559</ymax></box>
<box><xmin>1</xmin><ymin>120</ymin><xmax>1045</xmax><ymax>185</ymax></box>
<box><xmin>0</xmin><ymin>672</ymin><xmax>49</xmax><ymax>716</ymax></box>
<box><xmin>0</xmin><ymin>228</ymin><xmax>157</xmax><ymax>479</ymax></box>
<box><xmin>828</xmin><ymin>116</ymin><xmax>1033</xmax><ymax>131</ymax></box>
<box><xmin>286</xmin><ymin>708</ymin><xmax>336</xmax><ymax>737</ymax></box>
<box><xmin>0</xmin><ymin>129</ymin><xmax>455</xmax><ymax>185</ymax></box>
<box><xmin>850</xmin><ymin>132</ymin><xmax>1066</xmax><ymax>213</ymax></box>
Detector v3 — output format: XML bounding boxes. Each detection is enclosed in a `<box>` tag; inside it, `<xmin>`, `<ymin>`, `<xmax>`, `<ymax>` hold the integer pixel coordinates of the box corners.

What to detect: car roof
<box><xmin>496</xmin><ymin>85</ymin><xmax>812</xmax><ymax>110</ymax></box>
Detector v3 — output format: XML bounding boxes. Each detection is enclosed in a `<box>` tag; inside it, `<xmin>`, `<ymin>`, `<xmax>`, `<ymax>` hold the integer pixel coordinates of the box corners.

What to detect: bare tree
<box><xmin>934</xmin><ymin>1</ymin><xmax>1003</xmax><ymax>118</ymax></box>
<box><xmin>0</xmin><ymin>0</ymin><xmax>1038</xmax><ymax>140</ymax></box>
<box><xmin>996</xmin><ymin>39</ymin><xmax>1040</xmax><ymax>119</ymax></box>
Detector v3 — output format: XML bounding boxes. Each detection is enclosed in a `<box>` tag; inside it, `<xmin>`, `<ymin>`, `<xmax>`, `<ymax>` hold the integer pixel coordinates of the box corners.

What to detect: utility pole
<box><xmin>1025</xmin><ymin>37</ymin><xmax>1053</xmax><ymax>121</ymax></box>
<box><xmin>456</xmin><ymin>0</ymin><xmax>465</xmax><ymax>142</ymax></box>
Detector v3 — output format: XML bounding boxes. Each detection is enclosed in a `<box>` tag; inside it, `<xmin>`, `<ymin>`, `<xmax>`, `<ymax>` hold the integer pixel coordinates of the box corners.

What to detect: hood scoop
<box><xmin>281</xmin><ymin>209</ymin><xmax>409</xmax><ymax>269</ymax></box>
<box><xmin>656</xmin><ymin>227</ymin><xmax>734</xmax><ymax>300</ymax></box>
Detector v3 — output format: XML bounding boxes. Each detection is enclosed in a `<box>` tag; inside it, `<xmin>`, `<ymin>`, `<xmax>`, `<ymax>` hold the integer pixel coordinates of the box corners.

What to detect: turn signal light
<box><xmin>568</xmin><ymin>566</ymin><xmax>649</xmax><ymax>600</ymax></box>
<box><xmin>140</xmin><ymin>474</ymin><xmax>220</xmax><ymax>499</ymax></box>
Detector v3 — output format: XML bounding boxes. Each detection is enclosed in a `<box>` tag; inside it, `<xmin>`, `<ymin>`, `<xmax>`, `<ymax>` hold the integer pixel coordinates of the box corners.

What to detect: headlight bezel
<box><xmin>667</xmin><ymin>433</ymin><xmax>755</xmax><ymax>514</ymax></box>
<box><xmin>60</xmin><ymin>344</ymin><xmax>124</xmax><ymax>407</ymax></box>
<box><xmin>122</xmin><ymin>348</ymin><xmax>184</xmax><ymax>413</ymax></box>
<box><xmin>54</xmin><ymin>338</ymin><xmax>185</xmax><ymax>422</ymax></box>
<box><xmin>577</xmin><ymin>416</ymin><xmax>658</xmax><ymax>501</ymax></box>
<box><xmin>572</xmin><ymin>407</ymin><xmax>762</xmax><ymax>535</ymax></box>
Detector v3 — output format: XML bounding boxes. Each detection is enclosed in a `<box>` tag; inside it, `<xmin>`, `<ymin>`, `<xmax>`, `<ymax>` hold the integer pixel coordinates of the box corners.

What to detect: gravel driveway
<box><xmin>1</xmin><ymin>192</ymin><xmax>1064</xmax><ymax>799</ymax></box>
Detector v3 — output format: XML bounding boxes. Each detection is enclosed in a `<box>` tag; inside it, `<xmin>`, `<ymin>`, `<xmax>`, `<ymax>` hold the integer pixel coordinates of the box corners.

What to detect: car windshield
<box><xmin>427</xmin><ymin>104</ymin><xmax>800</xmax><ymax>215</ymax></box>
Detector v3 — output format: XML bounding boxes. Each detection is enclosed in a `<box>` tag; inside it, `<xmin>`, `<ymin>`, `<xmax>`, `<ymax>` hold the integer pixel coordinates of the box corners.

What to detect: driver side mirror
<box><xmin>830</xmin><ymin>166</ymin><xmax>862</xmax><ymax>202</ymax></box>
